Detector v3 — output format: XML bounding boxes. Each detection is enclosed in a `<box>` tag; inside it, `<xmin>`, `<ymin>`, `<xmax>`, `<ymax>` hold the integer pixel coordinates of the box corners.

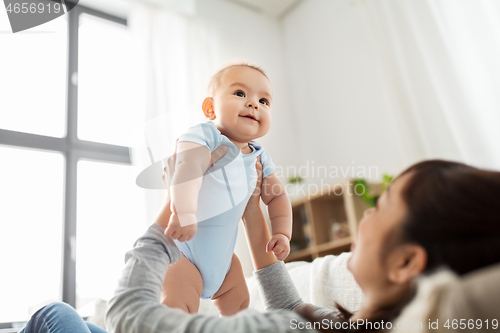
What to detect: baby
<box><xmin>162</xmin><ymin>63</ymin><xmax>292</xmax><ymax>316</ymax></box>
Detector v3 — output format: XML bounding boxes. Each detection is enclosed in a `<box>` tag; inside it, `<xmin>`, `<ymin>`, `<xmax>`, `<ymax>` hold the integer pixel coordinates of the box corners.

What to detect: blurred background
<box><xmin>1</xmin><ymin>0</ymin><xmax>499</xmax><ymax>329</ymax></box>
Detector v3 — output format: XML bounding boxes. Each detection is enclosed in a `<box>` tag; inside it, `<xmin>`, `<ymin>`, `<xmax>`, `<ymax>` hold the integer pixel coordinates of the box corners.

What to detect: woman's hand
<box><xmin>165</xmin><ymin>212</ymin><xmax>198</xmax><ymax>242</ymax></box>
<box><xmin>242</xmin><ymin>157</ymin><xmax>281</xmax><ymax>269</ymax></box>
<box><xmin>154</xmin><ymin>141</ymin><xmax>227</xmax><ymax>232</ymax></box>
<box><xmin>243</xmin><ymin>156</ymin><xmax>262</xmax><ymax>220</ymax></box>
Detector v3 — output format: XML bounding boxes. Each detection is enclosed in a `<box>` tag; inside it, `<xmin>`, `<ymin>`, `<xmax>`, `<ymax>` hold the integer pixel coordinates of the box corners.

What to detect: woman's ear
<box><xmin>202</xmin><ymin>97</ymin><xmax>216</xmax><ymax>120</ymax></box>
<box><xmin>387</xmin><ymin>245</ymin><xmax>427</xmax><ymax>284</ymax></box>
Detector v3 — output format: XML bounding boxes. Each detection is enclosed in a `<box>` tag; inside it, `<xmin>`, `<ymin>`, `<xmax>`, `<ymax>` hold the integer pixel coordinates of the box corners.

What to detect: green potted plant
<box><xmin>353</xmin><ymin>174</ymin><xmax>393</xmax><ymax>207</ymax></box>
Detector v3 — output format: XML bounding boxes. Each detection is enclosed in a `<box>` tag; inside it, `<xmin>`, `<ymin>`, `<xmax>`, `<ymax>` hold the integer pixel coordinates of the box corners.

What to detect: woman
<box><xmin>299</xmin><ymin>160</ymin><xmax>500</xmax><ymax>330</ymax></box>
<box><xmin>106</xmin><ymin>156</ymin><xmax>500</xmax><ymax>332</ymax></box>
<box><xmin>21</xmin><ymin>155</ymin><xmax>500</xmax><ymax>332</ymax></box>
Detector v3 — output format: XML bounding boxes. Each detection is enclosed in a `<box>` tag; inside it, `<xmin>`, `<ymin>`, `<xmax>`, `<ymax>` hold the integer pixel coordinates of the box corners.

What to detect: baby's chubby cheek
<box><xmin>258</xmin><ymin>118</ymin><xmax>272</xmax><ymax>136</ymax></box>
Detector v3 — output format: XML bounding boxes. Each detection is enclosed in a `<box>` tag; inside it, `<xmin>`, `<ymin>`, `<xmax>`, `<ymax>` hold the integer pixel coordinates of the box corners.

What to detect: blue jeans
<box><xmin>20</xmin><ymin>302</ymin><xmax>108</xmax><ymax>333</ymax></box>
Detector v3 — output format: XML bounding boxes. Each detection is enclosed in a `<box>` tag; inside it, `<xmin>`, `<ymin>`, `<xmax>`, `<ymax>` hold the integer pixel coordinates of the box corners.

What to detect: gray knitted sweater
<box><xmin>106</xmin><ymin>223</ymin><xmax>335</xmax><ymax>333</ymax></box>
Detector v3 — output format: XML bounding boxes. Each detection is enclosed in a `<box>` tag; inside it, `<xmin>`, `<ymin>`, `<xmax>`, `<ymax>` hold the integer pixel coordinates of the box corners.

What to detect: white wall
<box><xmin>195</xmin><ymin>0</ymin><xmax>301</xmax><ymax>172</ymax></box>
<box><xmin>281</xmin><ymin>0</ymin><xmax>408</xmax><ymax>183</ymax></box>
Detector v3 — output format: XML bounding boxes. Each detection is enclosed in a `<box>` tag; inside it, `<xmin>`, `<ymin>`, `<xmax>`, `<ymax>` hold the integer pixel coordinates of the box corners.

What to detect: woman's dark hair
<box><xmin>397</xmin><ymin>159</ymin><xmax>500</xmax><ymax>275</ymax></box>
<box><xmin>296</xmin><ymin>159</ymin><xmax>500</xmax><ymax>332</ymax></box>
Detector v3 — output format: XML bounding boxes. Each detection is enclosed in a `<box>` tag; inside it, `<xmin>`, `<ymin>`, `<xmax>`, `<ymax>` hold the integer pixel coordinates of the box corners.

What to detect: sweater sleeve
<box><xmin>106</xmin><ymin>224</ymin><xmax>319</xmax><ymax>333</ymax></box>
<box><xmin>253</xmin><ymin>261</ymin><xmax>340</xmax><ymax>317</ymax></box>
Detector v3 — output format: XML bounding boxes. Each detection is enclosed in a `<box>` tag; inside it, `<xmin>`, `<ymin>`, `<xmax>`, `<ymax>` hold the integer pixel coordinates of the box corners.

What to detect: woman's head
<box><xmin>347</xmin><ymin>160</ymin><xmax>500</xmax><ymax>310</ymax></box>
<box><xmin>394</xmin><ymin>160</ymin><xmax>500</xmax><ymax>274</ymax></box>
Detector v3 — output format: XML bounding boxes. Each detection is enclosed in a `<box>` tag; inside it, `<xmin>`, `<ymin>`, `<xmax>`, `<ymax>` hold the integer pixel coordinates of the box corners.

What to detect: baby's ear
<box><xmin>202</xmin><ymin>97</ymin><xmax>216</xmax><ymax>120</ymax></box>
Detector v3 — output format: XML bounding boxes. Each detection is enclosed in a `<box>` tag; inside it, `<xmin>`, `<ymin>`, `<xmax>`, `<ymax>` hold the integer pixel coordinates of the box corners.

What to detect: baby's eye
<box><xmin>259</xmin><ymin>98</ymin><xmax>269</xmax><ymax>106</ymax></box>
<box><xmin>235</xmin><ymin>90</ymin><xmax>245</xmax><ymax>98</ymax></box>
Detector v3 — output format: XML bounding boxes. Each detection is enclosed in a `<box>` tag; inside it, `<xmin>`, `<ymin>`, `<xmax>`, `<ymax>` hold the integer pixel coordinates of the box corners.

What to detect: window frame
<box><xmin>0</xmin><ymin>2</ymin><xmax>129</xmax><ymax>329</ymax></box>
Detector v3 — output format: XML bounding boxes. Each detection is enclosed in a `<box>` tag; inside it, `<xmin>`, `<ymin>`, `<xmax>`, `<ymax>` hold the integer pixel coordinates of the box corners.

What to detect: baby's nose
<box><xmin>247</xmin><ymin>101</ymin><xmax>258</xmax><ymax>109</ymax></box>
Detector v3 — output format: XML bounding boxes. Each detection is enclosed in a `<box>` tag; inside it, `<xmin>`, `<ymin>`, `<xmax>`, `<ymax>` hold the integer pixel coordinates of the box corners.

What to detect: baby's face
<box><xmin>211</xmin><ymin>66</ymin><xmax>272</xmax><ymax>143</ymax></box>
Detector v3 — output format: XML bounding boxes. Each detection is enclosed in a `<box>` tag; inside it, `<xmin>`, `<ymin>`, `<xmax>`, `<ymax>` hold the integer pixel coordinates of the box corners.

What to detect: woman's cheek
<box><xmin>346</xmin><ymin>255</ymin><xmax>354</xmax><ymax>272</ymax></box>
<box><xmin>357</xmin><ymin>216</ymin><xmax>370</xmax><ymax>237</ymax></box>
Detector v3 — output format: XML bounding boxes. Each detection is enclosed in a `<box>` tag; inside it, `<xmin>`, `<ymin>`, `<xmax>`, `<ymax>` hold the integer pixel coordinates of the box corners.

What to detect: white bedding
<box><xmin>198</xmin><ymin>252</ymin><xmax>364</xmax><ymax>316</ymax></box>
<box><xmin>88</xmin><ymin>252</ymin><xmax>364</xmax><ymax>327</ymax></box>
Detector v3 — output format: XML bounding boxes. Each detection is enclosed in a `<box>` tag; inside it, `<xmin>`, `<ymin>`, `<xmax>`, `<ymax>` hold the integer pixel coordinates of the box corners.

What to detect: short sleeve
<box><xmin>259</xmin><ymin>148</ymin><xmax>275</xmax><ymax>179</ymax></box>
<box><xmin>177</xmin><ymin>122</ymin><xmax>220</xmax><ymax>152</ymax></box>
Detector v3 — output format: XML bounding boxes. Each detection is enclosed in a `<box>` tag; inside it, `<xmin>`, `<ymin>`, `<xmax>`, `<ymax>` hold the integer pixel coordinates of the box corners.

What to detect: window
<box><xmin>76</xmin><ymin>160</ymin><xmax>146</xmax><ymax>315</ymax></box>
<box><xmin>77</xmin><ymin>13</ymin><xmax>141</xmax><ymax>147</ymax></box>
<box><xmin>0</xmin><ymin>3</ymin><xmax>145</xmax><ymax>328</ymax></box>
<box><xmin>0</xmin><ymin>9</ymin><xmax>66</xmax><ymax>138</ymax></box>
<box><xmin>0</xmin><ymin>147</ymin><xmax>64</xmax><ymax>323</ymax></box>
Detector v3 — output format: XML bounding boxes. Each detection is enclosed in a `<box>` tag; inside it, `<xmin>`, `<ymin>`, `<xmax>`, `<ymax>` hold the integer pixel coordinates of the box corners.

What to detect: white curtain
<box><xmin>128</xmin><ymin>1</ymin><xmax>217</xmax><ymax>153</ymax></box>
<box><xmin>358</xmin><ymin>0</ymin><xmax>500</xmax><ymax>170</ymax></box>
<box><xmin>128</xmin><ymin>1</ymin><xmax>219</xmax><ymax>221</ymax></box>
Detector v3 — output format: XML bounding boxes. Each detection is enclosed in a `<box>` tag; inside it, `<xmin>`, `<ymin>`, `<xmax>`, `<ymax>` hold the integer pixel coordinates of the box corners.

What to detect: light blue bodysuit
<box><xmin>173</xmin><ymin>121</ymin><xmax>275</xmax><ymax>299</ymax></box>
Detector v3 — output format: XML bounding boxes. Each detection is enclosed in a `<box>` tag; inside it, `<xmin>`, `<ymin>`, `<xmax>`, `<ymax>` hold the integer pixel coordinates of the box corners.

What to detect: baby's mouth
<box><xmin>240</xmin><ymin>114</ymin><xmax>258</xmax><ymax>122</ymax></box>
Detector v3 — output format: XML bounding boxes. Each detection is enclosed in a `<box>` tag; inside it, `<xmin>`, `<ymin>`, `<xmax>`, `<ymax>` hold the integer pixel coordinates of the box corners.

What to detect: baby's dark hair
<box><xmin>207</xmin><ymin>62</ymin><xmax>268</xmax><ymax>97</ymax></box>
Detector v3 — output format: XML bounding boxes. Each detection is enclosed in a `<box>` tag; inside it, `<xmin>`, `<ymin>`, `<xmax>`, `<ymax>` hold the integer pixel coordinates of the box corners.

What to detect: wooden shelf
<box><xmin>287</xmin><ymin>179</ymin><xmax>381</xmax><ymax>263</ymax></box>
<box><xmin>315</xmin><ymin>237</ymin><xmax>353</xmax><ymax>252</ymax></box>
<box><xmin>286</xmin><ymin>248</ymin><xmax>313</xmax><ymax>262</ymax></box>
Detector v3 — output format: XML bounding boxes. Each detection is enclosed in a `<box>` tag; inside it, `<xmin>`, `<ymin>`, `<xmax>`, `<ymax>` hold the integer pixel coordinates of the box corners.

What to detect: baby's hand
<box><xmin>266</xmin><ymin>234</ymin><xmax>290</xmax><ymax>261</ymax></box>
<box><xmin>165</xmin><ymin>212</ymin><xmax>197</xmax><ymax>242</ymax></box>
